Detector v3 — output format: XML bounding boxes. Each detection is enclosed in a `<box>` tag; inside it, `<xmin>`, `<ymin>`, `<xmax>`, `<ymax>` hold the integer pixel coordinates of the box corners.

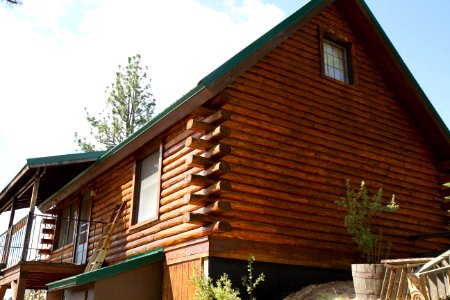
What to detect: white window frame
<box><xmin>323</xmin><ymin>39</ymin><xmax>349</xmax><ymax>83</ymax></box>
<box><xmin>131</xmin><ymin>143</ymin><xmax>162</xmax><ymax>227</ymax></box>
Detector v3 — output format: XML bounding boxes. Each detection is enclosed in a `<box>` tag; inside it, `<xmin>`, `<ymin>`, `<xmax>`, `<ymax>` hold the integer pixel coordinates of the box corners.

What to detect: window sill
<box><xmin>127</xmin><ymin>217</ymin><xmax>158</xmax><ymax>233</ymax></box>
<box><xmin>321</xmin><ymin>74</ymin><xmax>358</xmax><ymax>90</ymax></box>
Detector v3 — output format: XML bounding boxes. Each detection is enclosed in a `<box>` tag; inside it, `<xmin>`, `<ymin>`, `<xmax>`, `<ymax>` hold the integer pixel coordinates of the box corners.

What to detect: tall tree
<box><xmin>75</xmin><ymin>54</ymin><xmax>155</xmax><ymax>151</ymax></box>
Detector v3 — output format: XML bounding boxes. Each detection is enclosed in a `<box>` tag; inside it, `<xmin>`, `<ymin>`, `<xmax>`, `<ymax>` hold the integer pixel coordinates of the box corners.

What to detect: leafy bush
<box><xmin>335</xmin><ymin>180</ymin><xmax>399</xmax><ymax>264</ymax></box>
<box><xmin>192</xmin><ymin>256</ymin><xmax>265</xmax><ymax>300</ymax></box>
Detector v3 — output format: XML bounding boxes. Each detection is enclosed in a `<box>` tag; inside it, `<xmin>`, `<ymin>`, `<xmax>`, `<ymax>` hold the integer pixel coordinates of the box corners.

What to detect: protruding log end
<box><xmin>202</xmin><ymin>162</ymin><xmax>230</xmax><ymax>179</ymax></box>
<box><xmin>185</xmin><ymin>174</ymin><xmax>216</xmax><ymax>187</ymax></box>
<box><xmin>183</xmin><ymin>212</ymin><xmax>217</xmax><ymax>225</ymax></box>
<box><xmin>204</xmin><ymin>109</ymin><xmax>231</xmax><ymax>125</ymax></box>
<box><xmin>199</xmin><ymin>181</ymin><xmax>232</xmax><ymax>196</ymax></box>
<box><xmin>214</xmin><ymin>221</ymin><xmax>232</xmax><ymax>233</ymax></box>
<box><xmin>185</xmin><ymin>155</ymin><xmax>215</xmax><ymax>168</ymax></box>
<box><xmin>183</xmin><ymin>194</ymin><xmax>214</xmax><ymax>205</ymax></box>
<box><xmin>185</xmin><ymin>137</ymin><xmax>216</xmax><ymax>150</ymax></box>
<box><xmin>205</xmin><ymin>144</ymin><xmax>231</xmax><ymax>160</ymax></box>
<box><xmin>212</xmin><ymin>200</ymin><xmax>231</xmax><ymax>212</ymax></box>
<box><xmin>186</xmin><ymin>119</ymin><xmax>215</xmax><ymax>134</ymax></box>
<box><xmin>191</xmin><ymin>106</ymin><xmax>215</xmax><ymax>117</ymax></box>
<box><xmin>204</xmin><ymin>126</ymin><xmax>231</xmax><ymax>142</ymax></box>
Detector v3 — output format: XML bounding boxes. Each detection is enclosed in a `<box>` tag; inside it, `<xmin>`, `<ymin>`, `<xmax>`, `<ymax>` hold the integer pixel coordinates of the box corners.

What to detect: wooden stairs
<box><xmin>380</xmin><ymin>249</ymin><xmax>450</xmax><ymax>300</ymax></box>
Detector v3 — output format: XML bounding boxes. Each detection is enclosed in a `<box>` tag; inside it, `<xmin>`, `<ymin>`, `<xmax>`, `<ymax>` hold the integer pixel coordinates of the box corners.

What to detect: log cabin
<box><xmin>1</xmin><ymin>0</ymin><xmax>450</xmax><ymax>299</ymax></box>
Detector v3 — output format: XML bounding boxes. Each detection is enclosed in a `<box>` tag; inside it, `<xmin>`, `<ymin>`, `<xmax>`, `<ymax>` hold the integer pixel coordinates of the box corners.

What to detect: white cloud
<box><xmin>0</xmin><ymin>0</ymin><xmax>286</xmax><ymax>188</ymax></box>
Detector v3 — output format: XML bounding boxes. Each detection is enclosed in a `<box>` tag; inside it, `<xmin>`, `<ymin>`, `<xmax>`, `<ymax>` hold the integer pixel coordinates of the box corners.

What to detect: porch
<box><xmin>0</xmin><ymin>212</ymin><xmax>106</xmax><ymax>300</ymax></box>
<box><xmin>0</xmin><ymin>152</ymin><xmax>105</xmax><ymax>300</ymax></box>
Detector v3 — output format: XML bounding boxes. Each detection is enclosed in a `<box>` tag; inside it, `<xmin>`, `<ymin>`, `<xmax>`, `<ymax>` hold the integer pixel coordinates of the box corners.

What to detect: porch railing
<box><xmin>0</xmin><ymin>214</ymin><xmax>106</xmax><ymax>269</ymax></box>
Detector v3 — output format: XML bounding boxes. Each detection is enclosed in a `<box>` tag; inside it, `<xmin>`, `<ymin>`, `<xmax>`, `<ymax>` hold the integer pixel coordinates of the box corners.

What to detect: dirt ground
<box><xmin>283</xmin><ymin>281</ymin><xmax>356</xmax><ymax>300</ymax></box>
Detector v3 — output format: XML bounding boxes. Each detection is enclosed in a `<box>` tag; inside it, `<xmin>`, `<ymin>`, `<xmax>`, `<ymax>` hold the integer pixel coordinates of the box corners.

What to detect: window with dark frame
<box><xmin>56</xmin><ymin>202</ymin><xmax>77</xmax><ymax>249</ymax></box>
<box><xmin>132</xmin><ymin>148</ymin><xmax>161</xmax><ymax>225</ymax></box>
<box><xmin>323</xmin><ymin>39</ymin><xmax>349</xmax><ymax>83</ymax></box>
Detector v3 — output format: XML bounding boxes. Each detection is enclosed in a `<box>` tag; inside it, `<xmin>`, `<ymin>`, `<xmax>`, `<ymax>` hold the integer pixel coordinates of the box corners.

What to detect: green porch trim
<box><xmin>47</xmin><ymin>248</ymin><xmax>164</xmax><ymax>291</ymax></box>
<box><xmin>26</xmin><ymin>151</ymin><xmax>106</xmax><ymax>167</ymax></box>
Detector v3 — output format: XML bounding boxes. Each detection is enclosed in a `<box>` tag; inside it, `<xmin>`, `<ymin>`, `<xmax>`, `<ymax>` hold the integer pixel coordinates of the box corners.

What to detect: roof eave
<box><xmin>38</xmin><ymin>1</ymin><xmax>334</xmax><ymax>212</ymax></box>
<box><xmin>39</xmin><ymin>84</ymin><xmax>213</xmax><ymax>212</ymax></box>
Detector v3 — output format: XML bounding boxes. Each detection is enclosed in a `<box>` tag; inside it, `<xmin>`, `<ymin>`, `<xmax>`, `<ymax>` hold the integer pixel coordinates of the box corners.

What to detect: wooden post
<box><xmin>11</xmin><ymin>277</ymin><xmax>27</xmax><ymax>300</ymax></box>
<box><xmin>21</xmin><ymin>177</ymin><xmax>40</xmax><ymax>262</ymax></box>
<box><xmin>1</xmin><ymin>197</ymin><xmax>17</xmax><ymax>266</ymax></box>
<box><xmin>0</xmin><ymin>285</ymin><xmax>7</xmax><ymax>300</ymax></box>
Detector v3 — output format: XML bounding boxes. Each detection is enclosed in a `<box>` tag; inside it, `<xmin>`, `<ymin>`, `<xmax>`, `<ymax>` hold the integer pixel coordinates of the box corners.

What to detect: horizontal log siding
<box><xmin>82</xmin><ymin>111</ymin><xmax>227</xmax><ymax>265</ymax></box>
<box><xmin>211</xmin><ymin>4</ymin><xmax>446</xmax><ymax>264</ymax></box>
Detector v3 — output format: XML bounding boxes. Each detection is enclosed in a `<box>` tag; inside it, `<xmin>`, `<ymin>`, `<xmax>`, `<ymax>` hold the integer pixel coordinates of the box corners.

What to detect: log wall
<box><xmin>44</xmin><ymin>106</ymin><xmax>231</xmax><ymax>268</ymax></box>
<box><xmin>205</xmin><ymin>3</ymin><xmax>448</xmax><ymax>267</ymax></box>
<box><xmin>45</xmin><ymin>1</ymin><xmax>448</xmax><ymax>294</ymax></box>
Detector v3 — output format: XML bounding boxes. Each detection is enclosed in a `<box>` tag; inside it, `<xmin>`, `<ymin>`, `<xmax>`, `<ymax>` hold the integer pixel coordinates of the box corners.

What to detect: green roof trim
<box><xmin>98</xmin><ymin>83</ymin><xmax>205</xmax><ymax>161</ymax></box>
<box><xmin>200</xmin><ymin>0</ymin><xmax>323</xmax><ymax>86</ymax></box>
<box><xmin>47</xmin><ymin>248</ymin><xmax>164</xmax><ymax>291</ymax></box>
<box><xmin>359</xmin><ymin>0</ymin><xmax>450</xmax><ymax>138</ymax></box>
<box><xmin>26</xmin><ymin>151</ymin><xmax>106</xmax><ymax>167</ymax></box>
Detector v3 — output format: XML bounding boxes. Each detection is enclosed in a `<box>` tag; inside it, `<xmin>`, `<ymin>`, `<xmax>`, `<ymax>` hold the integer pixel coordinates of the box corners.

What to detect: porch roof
<box><xmin>47</xmin><ymin>248</ymin><xmax>164</xmax><ymax>291</ymax></box>
<box><xmin>0</xmin><ymin>151</ymin><xmax>105</xmax><ymax>213</ymax></box>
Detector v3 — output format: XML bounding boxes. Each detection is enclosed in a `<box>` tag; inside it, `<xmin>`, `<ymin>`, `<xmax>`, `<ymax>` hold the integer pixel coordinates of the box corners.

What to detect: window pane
<box><xmin>57</xmin><ymin>203</ymin><xmax>76</xmax><ymax>248</ymax></box>
<box><xmin>323</xmin><ymin>39</ymin><xmax>348</xmax><ymax>83</ymax></box>
<box><xmin>137</xmin><ymin>150</ymin><xmax>160</xmax><ymax>223</ymax></box>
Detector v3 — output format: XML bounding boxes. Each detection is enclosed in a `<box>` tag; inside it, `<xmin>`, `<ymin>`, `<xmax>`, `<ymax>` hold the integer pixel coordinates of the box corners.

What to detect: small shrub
<box><xmin>192</xmin><ymin>269</ymin><xmax>240</xmax><ymax>300</ymax></box>
<box><xmin>192</xmin><ymin>256</ymin><xmax>265</xmax><ymax>300</ymax></box>
<box><xmin>242</xmin><ymin>256</ymin><xmax>265</xmax><ymax>300</ymax></box>
<box><xmin>335</xmin><ymin>179</ymin><xmax>399</xmax><ymax>264</ymax></box>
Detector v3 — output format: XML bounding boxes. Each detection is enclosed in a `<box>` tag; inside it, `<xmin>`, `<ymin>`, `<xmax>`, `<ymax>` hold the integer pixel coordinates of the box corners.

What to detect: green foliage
<box><xmin>192</xmin><ymin>270</ymin><xmax>240</xmax><ymax>300</ymax></box>
<box><xmin>335</xmin><ymin>180</ymin><xmax>399</xmax><ymax>264</ymax></box>
<box><xmin>75</xmin><ymin>54</ymin><xmax>155</xmax><ymax>151</ymax></box>
<box><xmin>242</xmin><ymin>256</ymin><xmax>265</xmax><ymax>300</ymax></box>
<box><xmin>192</xmin><ymin>256</ymin><xmax>265</xmax><ymax>300</ymax></box>
<box><xmin>24</xmin><ymin>289</ymin><xmax>46</xmax><ymax>300</ymax></box>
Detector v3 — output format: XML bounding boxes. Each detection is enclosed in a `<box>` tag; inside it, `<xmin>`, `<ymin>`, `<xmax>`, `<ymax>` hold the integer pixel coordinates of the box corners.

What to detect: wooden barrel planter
<box><xmin>351</xmin><ymin>264</ymin><xmax>385</xmax><ymax>300</ymax></box>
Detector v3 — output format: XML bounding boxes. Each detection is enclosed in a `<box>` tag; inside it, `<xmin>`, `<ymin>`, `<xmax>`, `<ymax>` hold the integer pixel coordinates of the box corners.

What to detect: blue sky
<box><xmin>0</xmin><ymin>0</ymin><xmax>449</xmax><ymax>191</ymax></box>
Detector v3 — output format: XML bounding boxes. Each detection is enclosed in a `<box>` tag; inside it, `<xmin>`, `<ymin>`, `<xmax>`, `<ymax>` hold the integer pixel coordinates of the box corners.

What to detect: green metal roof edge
<box><xmin>47</xmin><ymin>248</ymin><xmax>164</xmax><ymax>291</ymax></box>
<box><xmin>359</xmin><ymin>0</ymin><xmax>450</xmax><ymax>138</ymax></box>
<box><xmin>97</xmin><ymin>83</ymin><xmax>206</xmax><ymax>161</ymax></box>
<box><xmin>26</xmin><ymin>151</ymin><xmax>106</xmax><ymax>167</ymax></box>
<box><xmin>39</xmin><ymin>0</ymin><xmax>321</xmax><ymax>207</ymax></box>
<box><xmin>200</xmin><ymin>0</ymin><xmax>324</xmax><ymax>86</ymax></box>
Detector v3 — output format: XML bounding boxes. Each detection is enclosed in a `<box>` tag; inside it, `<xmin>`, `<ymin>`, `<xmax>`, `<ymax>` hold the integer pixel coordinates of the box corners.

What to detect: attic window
<box><xmin>323</xmin><ymin>39</ymin><xmax>349</xmax><ymax>83</ymax></box>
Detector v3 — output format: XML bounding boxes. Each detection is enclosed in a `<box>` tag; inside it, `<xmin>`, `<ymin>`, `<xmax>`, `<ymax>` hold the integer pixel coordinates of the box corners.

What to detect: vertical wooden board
<box><xmin>164</xmin><ymin>260</ymin><xmax>200</xmax><ymax>300</ymax></box>
<box><xmin>181</xmin><ymin>261</ymin><xmax>187</xmax><ymax>300</ymax></box>
<box><xmin>436</xmin><ymin>272</ymin><xmax>446</xmax><ymax>299</ymax></box>
<box><xmin>396</xmin><ymin>268</ymin><xmax>407</xmax><ymax>299</ymax></box>
<box><xmin>428</xmin><ymin>274</ymin><xmax>438</xmax><ymax>300</ymax></box>
<box><xmin>380</xmin><ymin>267</ymin><xmax>390</xmax><ymax>299</ymax></box>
